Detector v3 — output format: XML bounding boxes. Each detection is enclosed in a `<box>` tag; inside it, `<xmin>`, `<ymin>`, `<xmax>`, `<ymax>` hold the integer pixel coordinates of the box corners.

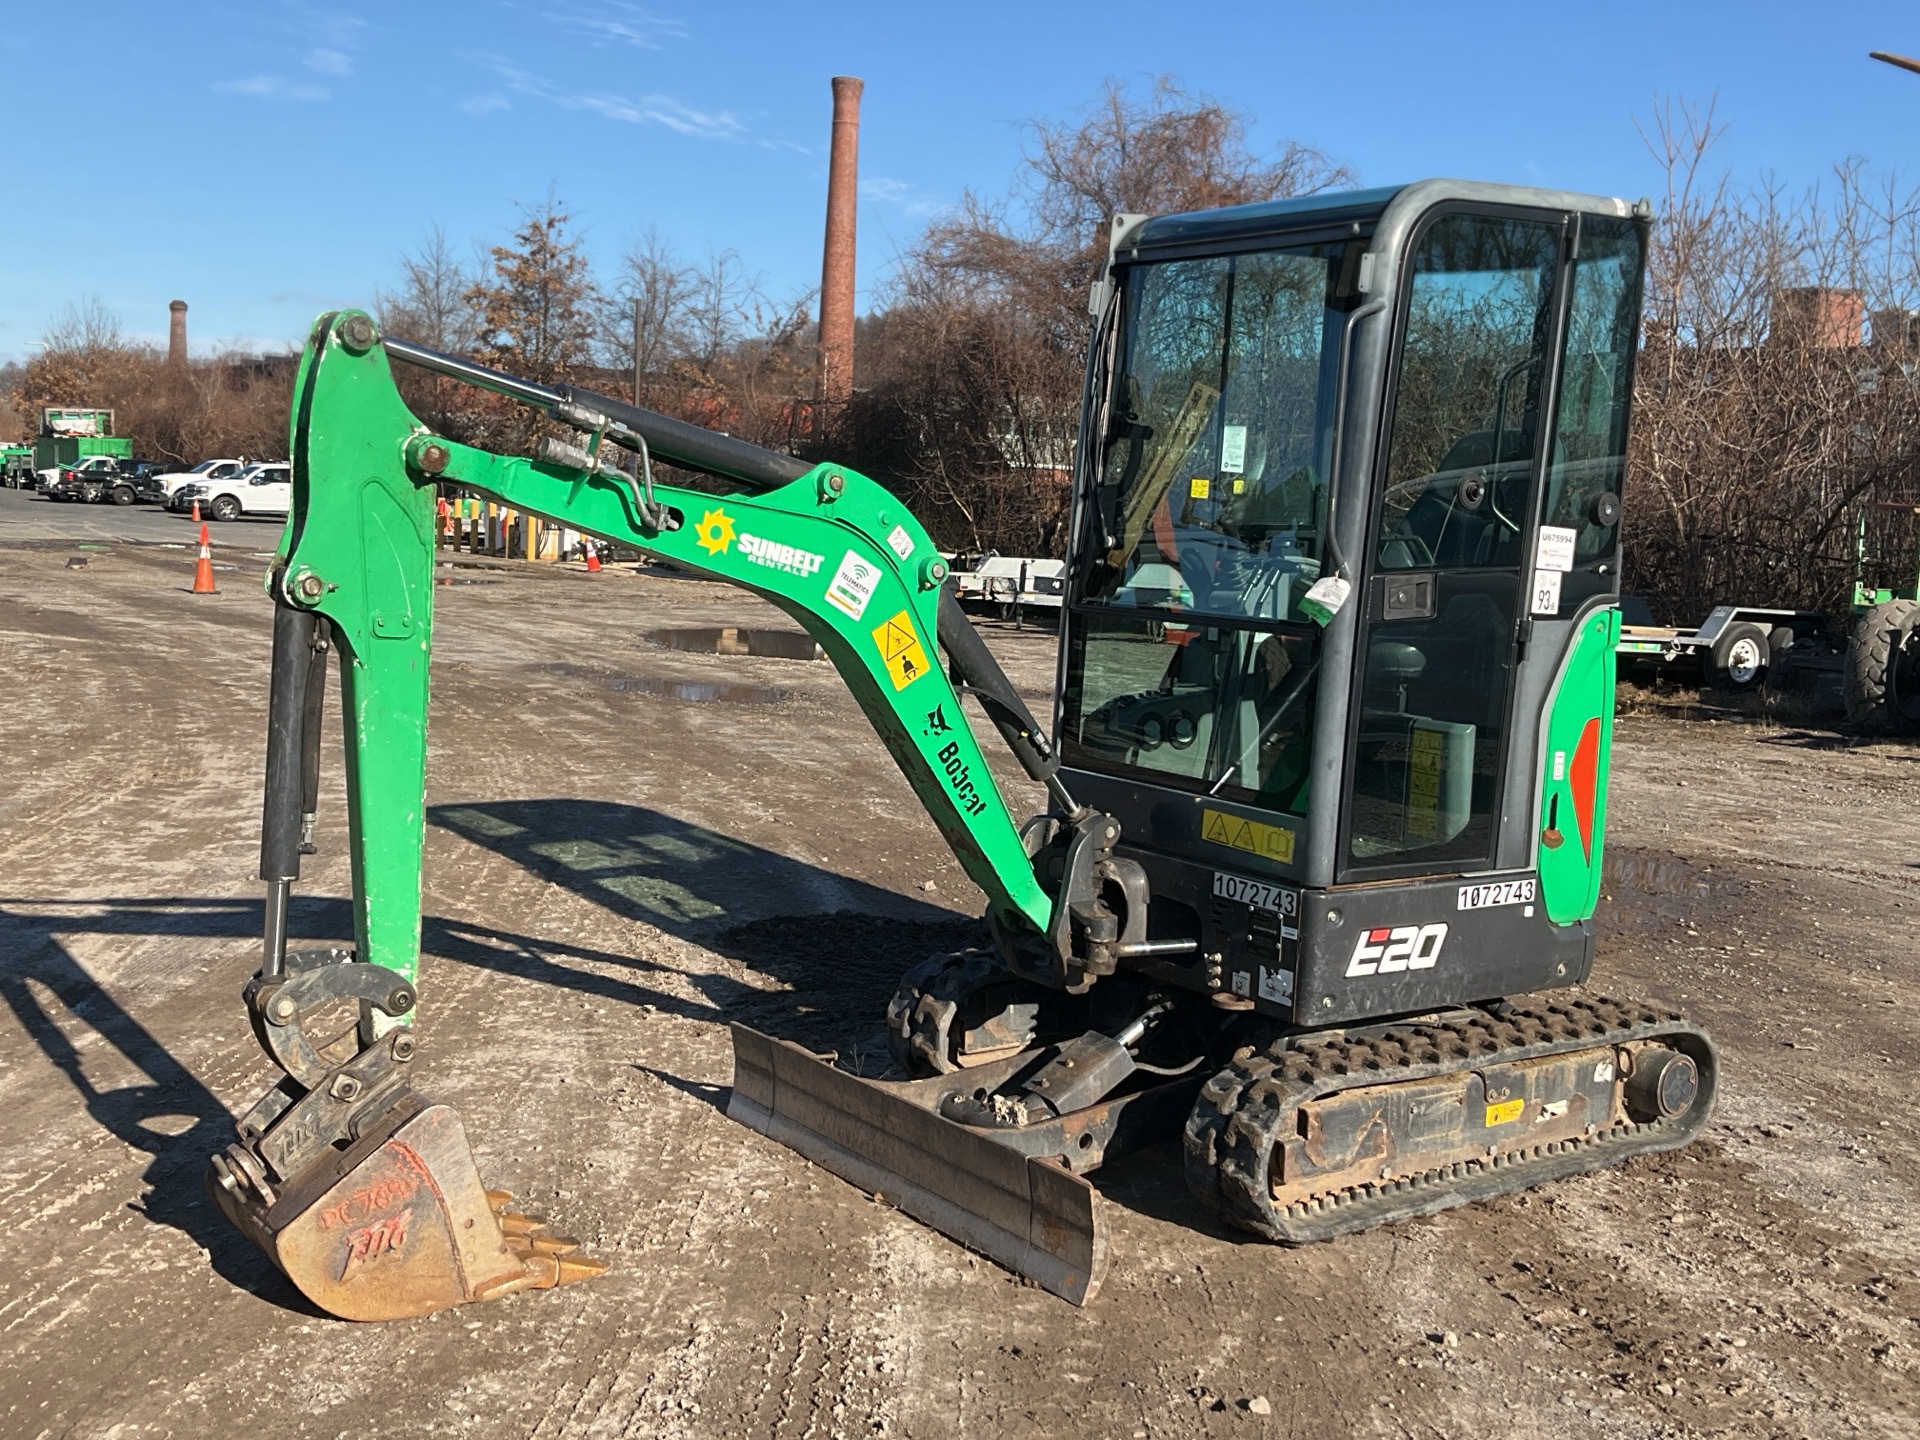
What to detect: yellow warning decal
<box><xmin>1200</xmin><ymin>808</ymin><xmax>1295</xmax><ymax>864</ymax></box>
<box><xmin>871</xmin><ymin>610</ymin><xmax>931</xmax><ymax>691</ymax></box>
<box><xmin>1485</xmin><ymin>1098</ymin><xmax>1525</xmax><ymax>1127</ymax></box>
<box><xmin>1188</xmin><ymin>476</ymin><xmax>1211</xmax><ymax>499</ymax></box>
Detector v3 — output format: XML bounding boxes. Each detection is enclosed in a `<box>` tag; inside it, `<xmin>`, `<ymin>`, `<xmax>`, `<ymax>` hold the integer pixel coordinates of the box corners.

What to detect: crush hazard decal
<box><xmin>871</xmin><ymin>610</ymin><xmax>931</xmax><ymax>690</ymax></box>
<box><xmin>1344</xmin><ymin>922</ymin><xmax>1448</xmax><ymax>978</ymax></box>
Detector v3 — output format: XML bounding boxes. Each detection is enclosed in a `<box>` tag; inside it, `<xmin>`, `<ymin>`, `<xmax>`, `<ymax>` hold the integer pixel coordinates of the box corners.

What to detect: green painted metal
<box><xmin>1536</xmin><ymin>606</ymin><xmax>1619</xmax><ymax>926</ymax></box>
<box><xmin>274</xmin><ymin>313</ymin><xmax>439</xmax><ymax>1006</ymax></box>
<box><xmin>272</xmin><ymin>311</ymin><xmax>1054</xmax><ymax>1011</ymax></box>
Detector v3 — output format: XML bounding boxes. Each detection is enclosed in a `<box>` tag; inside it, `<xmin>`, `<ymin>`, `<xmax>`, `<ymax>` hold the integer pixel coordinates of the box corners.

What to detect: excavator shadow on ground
<box><xmin>0</xmin><ymin>799</ymin><xmax>1032</xmax><ymax>1314</ymax></box>
<box><xmin>425</xmin><ymin>798</ymin><xmax>1248</xmax><ymax>1243</ymax></box>
<box><xmin>427</xmin><ymin>798</ymin><xmax>986</xmax><ymax>1064</ymax></box>
<box><xmin>0</xmin><ymin>897</ymin><xmax>335</xmax><ymax>1314</ymax></box>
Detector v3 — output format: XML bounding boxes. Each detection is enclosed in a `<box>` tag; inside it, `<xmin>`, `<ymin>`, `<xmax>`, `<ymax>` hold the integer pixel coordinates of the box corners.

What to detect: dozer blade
<box><xmin>210</xmin><ymin>1095</ymin><xmax>606</xmax><ymax>1321</ymax></box>
<box><xmin>728</xmin><ymin>1024</ymin><xmax>1110</xmax><ymax>1304</ymax></box>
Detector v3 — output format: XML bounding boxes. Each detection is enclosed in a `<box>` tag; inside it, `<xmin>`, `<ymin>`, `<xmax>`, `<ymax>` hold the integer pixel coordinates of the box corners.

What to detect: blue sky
<box><xmin>4</xmin><ymin>0</ymin><xmax>1919</xmax><ymax>363</ymax></box>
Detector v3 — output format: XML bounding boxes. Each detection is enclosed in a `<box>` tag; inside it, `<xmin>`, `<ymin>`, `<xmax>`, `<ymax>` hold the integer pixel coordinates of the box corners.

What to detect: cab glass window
<box><xmin>1541</xmin><ymin>217</ymin><xmax>1642</xmax><ymax>593</ymax></box>
<box><xmin>1083</xmin><ymin>243</ymin><xmax>1351</xmax><ymax>624</ymax></box>
<box><xmin>1374</xmin><ymin>216</ymin><xmax>1560</xmax><ymax>571</ymax></box>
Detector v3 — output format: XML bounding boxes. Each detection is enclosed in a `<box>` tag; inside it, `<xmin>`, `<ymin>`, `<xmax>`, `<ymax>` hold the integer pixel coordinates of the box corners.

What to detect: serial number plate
<box><xmin>1213</xmin><ymin>872</ymin><xmax>1299</xmax><ymax>915</ymax></box>
<box><xmin>1457</xmin><ymin>879</ymin><xmax>1536</xmax><ymax>911</ymax></box>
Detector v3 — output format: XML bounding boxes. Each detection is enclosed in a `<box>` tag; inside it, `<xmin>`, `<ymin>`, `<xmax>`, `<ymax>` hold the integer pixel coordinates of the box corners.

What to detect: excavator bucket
<box><xmin>729</xmin><ymin>1025</ymin><xmax>1122</xmax><ymax>1305</ymax></box>
<box><xmin>210</xmin><ymin>1094</ymin><xmax>605</xmax><ymax>1321</ymax></box>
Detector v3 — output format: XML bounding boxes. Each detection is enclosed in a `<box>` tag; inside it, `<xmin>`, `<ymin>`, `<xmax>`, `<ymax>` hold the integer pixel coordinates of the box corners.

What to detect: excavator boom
<box><xmin>212</xmin><ymin>311</ymin><xmax>1108</xmax><ymax>1318</ymax></box>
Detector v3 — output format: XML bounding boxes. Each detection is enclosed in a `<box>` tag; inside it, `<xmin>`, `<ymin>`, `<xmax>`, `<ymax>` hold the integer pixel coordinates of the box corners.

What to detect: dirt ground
<box><xmin>2</xmin><ymin>530</ymin><xmax>1916</xmax><ymax>1440</ymax></box>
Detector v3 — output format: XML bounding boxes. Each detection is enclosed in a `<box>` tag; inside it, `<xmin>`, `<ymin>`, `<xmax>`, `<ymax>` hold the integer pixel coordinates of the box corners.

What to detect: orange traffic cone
<box><xmin>192</xmin><ymin>522</ymin><xmax>218</xmax><ymax>595</ymax></box>
<box><xmin>191</xmin><ymin>498</ymin><xmax>201</xmax><ymax>523</ymax></box>
<box><xmin>584</xmin><ymin>539</ymin><xmax>602</xmax><ymax>573</ymax></box>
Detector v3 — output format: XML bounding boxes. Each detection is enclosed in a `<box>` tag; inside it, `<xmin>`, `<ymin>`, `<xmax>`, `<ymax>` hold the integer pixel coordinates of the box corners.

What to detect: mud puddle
<box><xmin>1600</xmin><ymin>847</ymin><xmax>1741</xmax><ymax>932</ymax></box>
<box><xmin>544</xmin><ymin>662</ymin><xmax>786</xmax><ymax>704</ymax></box>
<box><xmin>644</xmin><ymin>625</ymin><xmax>822</xmax><ymax>661</ymax></box>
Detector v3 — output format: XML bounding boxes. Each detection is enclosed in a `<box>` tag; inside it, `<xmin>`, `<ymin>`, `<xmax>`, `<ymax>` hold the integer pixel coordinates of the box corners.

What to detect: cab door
<box><xmin>1339</xmin><ymin>210</ymin><xmax>1567</xmax><ymax>879</ymax></box>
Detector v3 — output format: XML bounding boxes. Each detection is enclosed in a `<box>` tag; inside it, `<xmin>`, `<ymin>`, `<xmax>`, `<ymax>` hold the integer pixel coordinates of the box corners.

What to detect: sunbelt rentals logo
<box><xmin>692</xmin><ymin>508</ymin><xmax>824</xmax><ymax>577</ymax></box>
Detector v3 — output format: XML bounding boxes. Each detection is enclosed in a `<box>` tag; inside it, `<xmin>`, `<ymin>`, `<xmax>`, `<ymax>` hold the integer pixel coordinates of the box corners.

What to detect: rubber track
<box><xmin>1183</xmin><ymin>994</ymin><xmax>1717</xmax><ymax>1244</ymax></box>
<box><xmin>886</xmin><ymin>949</ymin><xmax>1003</xmax><ymax>1076</ymax></box>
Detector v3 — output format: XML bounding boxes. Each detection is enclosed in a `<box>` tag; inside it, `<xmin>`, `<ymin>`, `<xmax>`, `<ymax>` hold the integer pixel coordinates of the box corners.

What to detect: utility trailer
<box><xmin>948</xmin><ymin>553</ymin><xmax>1066</xmax><ymax>618</ymax></box>
<box><xmin>1615</xmin><ymin>597</ymin><xmax>1827</xmax><ymax>691</ymax></box>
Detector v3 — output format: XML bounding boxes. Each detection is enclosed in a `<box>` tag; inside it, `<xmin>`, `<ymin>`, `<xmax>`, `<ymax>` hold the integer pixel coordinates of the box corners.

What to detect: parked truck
<box><xmin>30</xmin><ymin>406</ymin><xmax>134</xmax><ymax>488</ymax></box>
<box><xmin>1</xmin><ymin>443</ymin><xmax>33</xmax><ymax>488</ymax></box>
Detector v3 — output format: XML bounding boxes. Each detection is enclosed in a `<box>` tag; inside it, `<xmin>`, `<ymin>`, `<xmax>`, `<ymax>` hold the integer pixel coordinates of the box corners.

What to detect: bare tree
<box><xmin>683</xmin><ymin>247</ymin><xmax>760</xmax><ymax>377</ymax></box>
<box><xmin>376</xmin><ymin>226</ymin><xmax>478</xmax><ymax>353</ymax></box>
<box><xmin>839</xmin><ymin>76</ymin><xmax>1354</xmax><ymax>555</ymax></box>
<box><xmin>597</xmin><ymin>226</ymin><xmax>694</xmax><ymax>397</ymax></box>
<box><xmin>42</xmin><ymin>296</ymin><xmax>126</xmax><ymax>357</ymax></box>
<box><xmin>1626</xmin><ymin>97</ymin><xmax>1920</xmax><ymax>622</ymax></box>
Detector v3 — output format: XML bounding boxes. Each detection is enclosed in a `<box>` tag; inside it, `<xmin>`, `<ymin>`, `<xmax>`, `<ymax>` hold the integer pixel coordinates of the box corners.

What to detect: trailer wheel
<box><xmin>1707</xmin><ymin>622</ymin><xmax>1769</xmax><ymax>691</ymax></box>
<box><xmin>1844</xmin><ymin>599</ymin><xmax>1920</xmax><ymax>734</ymax></box>
<box><xmin>1767</xmin><ymin>624</ymin><xmax>1797</xmax><ymax>658</ymax></box>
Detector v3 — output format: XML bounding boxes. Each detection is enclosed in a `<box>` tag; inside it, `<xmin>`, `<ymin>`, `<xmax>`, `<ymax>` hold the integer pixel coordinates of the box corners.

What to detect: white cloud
<box><xmin>479</xmin><ymin>58</ymin><xmax>743</xmax><ymax>140</ymax></box>
<box><xmin>284</xmin><ymin>4</ymin><xmax>368</xmax><ymax>52</ymax></box>
<box><xmin>305</xmin><ymin>47</ymin><xmax>352</xmax><ymax>76</ymax></box>
<box><xmin>537</xmin><ymin>1</ymin><xmax>685</xmax><ymax>50</ymax></box>
<box><xmin>859</xmin><ymin>176</ymin><xmax>946</xmax><ymax>218</ymax></box>
<box><xmin>215</xmin><ymin>75</ymin><xmax>331</xmax><ymax>102</ymax></box>
<box><xmin>461</xmin><ymin>94</ymin><xmax>511</xmax><ymax>115</ymax></box>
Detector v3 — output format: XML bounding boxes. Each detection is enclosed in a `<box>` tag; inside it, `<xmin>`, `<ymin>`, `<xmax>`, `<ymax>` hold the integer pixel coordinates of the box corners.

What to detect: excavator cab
<box><xmin>211</xmin><ymin>181</ymin><xmax>1714</xmax><ymax>1321</ymax></box>
<box><xmin>1056</xmin><ymin>182</ymin><xmax>1651</xmax><ymax>1023</ymax></box>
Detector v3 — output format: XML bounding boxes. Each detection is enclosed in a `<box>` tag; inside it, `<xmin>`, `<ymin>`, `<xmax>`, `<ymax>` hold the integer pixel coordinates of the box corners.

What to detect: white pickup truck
<box><xmin>146</xmin><ymin>458</ymin><xmax>247</xmax><ymax>507</ymax></box>
<box><xmin>170</xmin><ymin>462</ymin><xmax>292</xmax><ymax>521</ymax></box>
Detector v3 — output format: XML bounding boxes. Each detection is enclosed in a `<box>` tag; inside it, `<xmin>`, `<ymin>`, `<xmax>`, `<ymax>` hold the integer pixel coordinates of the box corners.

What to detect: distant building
<box><xmin>1770</xmin><ymin>286</ymin><xmax>1864</xmax><ymax>348</ymax></box>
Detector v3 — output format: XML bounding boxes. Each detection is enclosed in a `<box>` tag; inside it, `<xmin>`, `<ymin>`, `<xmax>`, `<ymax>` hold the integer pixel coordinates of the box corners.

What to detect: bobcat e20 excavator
<box><xmin>209</xmin><ymin>180</ymin><xmax>1716</xmax><ymax>1320</ymax></box>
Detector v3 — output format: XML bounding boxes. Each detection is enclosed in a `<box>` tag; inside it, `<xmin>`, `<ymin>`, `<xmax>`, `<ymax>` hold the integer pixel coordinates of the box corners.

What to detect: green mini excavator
<box><xmin>210</xmin><ymin>180</ymin><xmax>1716</xmax><ymax>1319</ymax></box>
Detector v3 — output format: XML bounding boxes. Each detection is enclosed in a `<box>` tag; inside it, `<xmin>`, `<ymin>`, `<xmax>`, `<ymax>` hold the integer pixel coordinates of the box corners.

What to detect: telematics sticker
<box><xmin>1457</xmin><ymin>879</ymin><xmax>1536</xmax><ymax>910</ymax></box>
<box><xmin>824</xmin><ymin>551</ymin><xmax>881</xmax><ymax>620</ymax></box>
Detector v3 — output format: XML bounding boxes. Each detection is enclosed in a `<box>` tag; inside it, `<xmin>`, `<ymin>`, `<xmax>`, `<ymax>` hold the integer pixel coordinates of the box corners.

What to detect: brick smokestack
<box><xmin>816</xmin><ymin>76</ymin><xmax>863</xmax><ymax>415</ymax></box>
<box><xmin>168</xmin><ymin>300</ymin><xmax>188</xmax><ymax>368</ymax></box>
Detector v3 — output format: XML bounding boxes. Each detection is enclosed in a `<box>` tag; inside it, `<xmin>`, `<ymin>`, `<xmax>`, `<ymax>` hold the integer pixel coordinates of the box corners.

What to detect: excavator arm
<box><xmin>211</xmin><ymin>310</ymin><xmax>1139</xmax><ymax>1318</ymax></box>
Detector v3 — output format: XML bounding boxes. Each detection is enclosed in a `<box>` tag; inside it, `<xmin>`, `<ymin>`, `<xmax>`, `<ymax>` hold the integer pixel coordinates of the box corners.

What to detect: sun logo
<box><xmin>694</xmin><ymin>508</ymin><xmax>736</xmax><ymax>556</ymax></box>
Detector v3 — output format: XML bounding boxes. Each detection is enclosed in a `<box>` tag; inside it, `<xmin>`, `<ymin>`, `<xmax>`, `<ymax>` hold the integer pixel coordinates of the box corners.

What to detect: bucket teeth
<box><xmin>518</xmin><ymin>1250</ymin><xmax>612</xmax><ymax>1289</ymax></box>
<box><xmin>496</xmin><ymin>1210</ymin><xmax>550</xmax><ymax>1237</ymax></box>
<box><xmin>485</xmin><ymin>1189</ymin><xmax>515</xmax><ymax>1211</ymax></box>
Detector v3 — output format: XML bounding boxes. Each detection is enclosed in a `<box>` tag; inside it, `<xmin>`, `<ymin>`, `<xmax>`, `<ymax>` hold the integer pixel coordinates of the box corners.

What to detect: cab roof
<box><xmin>1116</xmin><ymin>180</ymin><xmax>1644</xmax><ymax>259</ymax></box>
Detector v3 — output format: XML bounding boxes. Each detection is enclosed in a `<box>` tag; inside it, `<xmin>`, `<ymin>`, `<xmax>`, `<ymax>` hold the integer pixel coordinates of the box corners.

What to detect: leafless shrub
<box><xmin>1628</xmin><ymin>97</ymin><xmax>1920</xmax><ymax>620</ymax></box>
